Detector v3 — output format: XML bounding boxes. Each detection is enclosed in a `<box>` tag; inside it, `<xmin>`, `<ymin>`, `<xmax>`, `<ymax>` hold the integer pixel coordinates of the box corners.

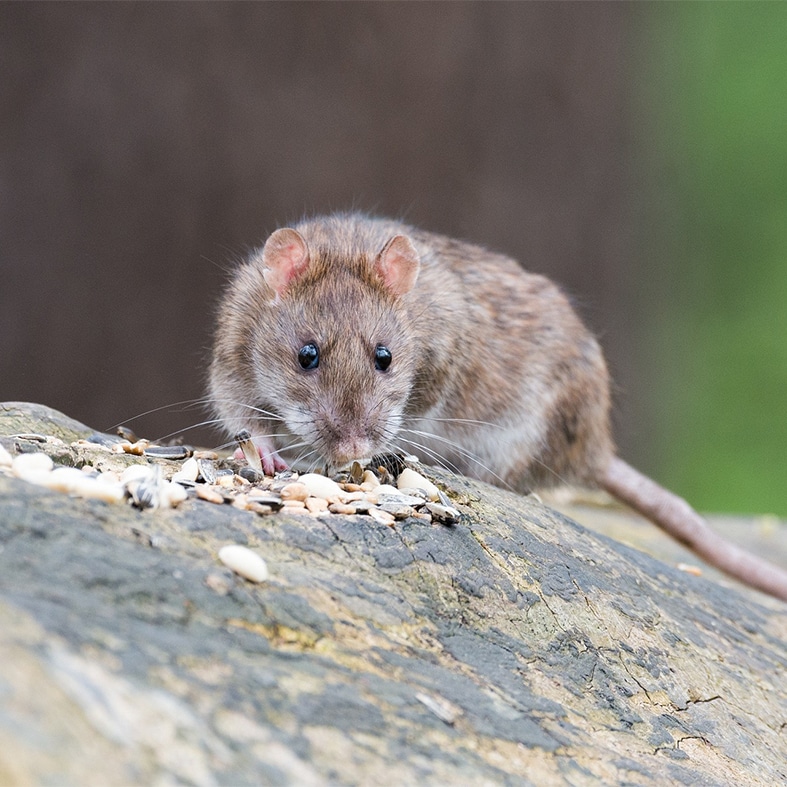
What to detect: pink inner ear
<box><xmin>261</xmin><ymin>228</ymin><xmax>310</xmax><ymax>296</ymax></box>
<box><xmin>375</xmin><ymin>235</ymin><xmax>420</xmax><ymax>296</ymax></box>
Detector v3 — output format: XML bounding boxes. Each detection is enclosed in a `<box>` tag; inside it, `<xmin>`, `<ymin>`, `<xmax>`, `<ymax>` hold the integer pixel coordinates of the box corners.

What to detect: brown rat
<box><xmin>209</xmin><ymin>212</ymin><xmax>787</xmax><ymax>601</ymax></box>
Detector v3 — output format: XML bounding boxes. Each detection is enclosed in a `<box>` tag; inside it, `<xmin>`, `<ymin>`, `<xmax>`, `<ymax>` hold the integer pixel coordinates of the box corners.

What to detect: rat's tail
<box><xmin>602</xmin><ymin>456</ymin><xmax>787</xmax><ymax>602</ymax></box>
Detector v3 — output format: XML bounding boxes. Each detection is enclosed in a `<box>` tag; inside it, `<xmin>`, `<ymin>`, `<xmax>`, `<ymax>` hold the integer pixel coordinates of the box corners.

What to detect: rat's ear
<box><xmin>261</xmin><ymin>228</ymin><xmax>310</xmax><ymax>296</ymax></box>
<box><xmin>374</xmin><ymin>235</ymin><xmax>420</xmax><ymax>296</ymax></box>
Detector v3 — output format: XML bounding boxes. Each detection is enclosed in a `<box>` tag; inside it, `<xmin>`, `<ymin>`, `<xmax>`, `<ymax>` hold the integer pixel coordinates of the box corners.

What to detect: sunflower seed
<box><xmin>116</xmin><ymin>425</ymin><xmax>139</xmax><ymax>443</ymax></box>
<box><xmin>425</xmin><ymin>502</ymin><xmax>461</xmax><ymax>525</ymax></box>
<box><xmin>86</xmin><ymin>432</ymin><xmax>125</xmax><ymax>448</ymax></box>
<box><xmin>143</xmin><ymin>445</ymin><xmax>191</xmax><ymax>460</ymax></box>
<box><xmin>235</xmin><ymin>430</ymin><xmax>262</xmax><ymax>474</ymax></box>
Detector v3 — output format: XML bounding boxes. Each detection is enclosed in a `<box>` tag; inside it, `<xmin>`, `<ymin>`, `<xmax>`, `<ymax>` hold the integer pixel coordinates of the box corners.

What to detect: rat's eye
<box><xmin>374</xmin><ymin>345</ymin><xmax>392</xmax><ymax>372</ymax></box>
<box><xmin>298</xmin><ymin>343</ymin><xmax>320</xmax><ymax>370</ymax></box>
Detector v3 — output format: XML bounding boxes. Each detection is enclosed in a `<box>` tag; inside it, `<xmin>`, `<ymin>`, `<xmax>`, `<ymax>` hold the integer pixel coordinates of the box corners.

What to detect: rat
<box><xmin>209</xmin><ymin>212</ymin><xmax>787</xmax><ymax>601</ymax></box>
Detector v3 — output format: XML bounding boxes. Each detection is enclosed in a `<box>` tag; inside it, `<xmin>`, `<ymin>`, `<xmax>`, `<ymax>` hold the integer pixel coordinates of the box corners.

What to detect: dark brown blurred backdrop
<box><xmin>1</xmin><ymin>3</ymin><xmax>658</xmax><ymax>468</ymax></box>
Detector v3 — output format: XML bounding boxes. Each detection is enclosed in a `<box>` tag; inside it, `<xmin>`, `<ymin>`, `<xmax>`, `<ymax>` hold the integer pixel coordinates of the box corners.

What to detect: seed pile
<box><xmin>0</xmin><ymin>431</ymin><xmax>461</xmax><ymax>526</ymax></box>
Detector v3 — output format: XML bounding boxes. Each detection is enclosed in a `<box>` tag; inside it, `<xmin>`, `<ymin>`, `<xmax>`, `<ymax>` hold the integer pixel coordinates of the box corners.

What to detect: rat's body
<box><xmin>210</xmin><ymin>213</ymin><xmax>787</xmax><ymax>601</ymax></box>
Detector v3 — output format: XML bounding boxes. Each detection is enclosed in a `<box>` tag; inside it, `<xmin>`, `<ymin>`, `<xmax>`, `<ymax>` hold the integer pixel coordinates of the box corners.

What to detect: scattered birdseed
<box><xmin>5</xmin><ymin>424</ymin><xmax>462</xmax><ymax>528</ymax></box>
<box><xmin>116</xmin><ymin>425</ymin><xmax>139</xmax><ymax>443</ymax></box>
<box><xmin>238</xmin><ymin>466</ymin><xmax>263</xmax><ymax>484</ymax></box>
<box><xmin>425</xmin><ymin>502</ymin><xmax>461</xmax><ymax>525</ymax></box>
<box><xmin>10</xmin><ymin>433</ymin><xmax>48</xmax><ymax>443</ymax></box>
<box><xmin>196</xmin><ymin>485</ymin><xmax>225</xmax><ymax>505</ymax></box>
<box><xmin>281</xmin><ymin>501</ymin><xmax>311</xmax><ymax>516</ymax></box>
<box><xmin>397</xmin><ymin>468</ymin><xmax>440</xmax><ymax>501</ymax></box>
<box><xmin>12</xmin><ymin>452</ymin><xmax>54</xmax><ymax>484</ymax></box>
<box><xmin>124</xmin><ymin>465</ymin><xmax>186</xmax><ymax>510</ymax></box>
<box><xmin>246</xmin><ymin>502</ymin><xmax>276</xmax><ymax>516</ymax></box>
<box><xmin>172</xmin><ymin>457</ymin><xmax>200</xmax><ymax>484</ymax></box>
<box><xmin>143</xmin><ymin>445</ymin><xmax>191</xmax><ymax>460</ymax></box>
<box><xmin>234</xmin><ymin>430</ymin><xmax>262</xmax><ymax>474</ymax></box>
<box><xmin>86</xmin><ymin>432</ymin><xmax>124</xmax><ymax>448</ymax></box>
<box><xmin>328</xmin><ymin>502</ymin><xmax>356</xmax><ymax>515</ymax></box>
<box><xmin>349</xmin><ymin>461</ymin><xmax>364</xmax><ymax>484</ymax></box>
<box><xmin>193</xmin><ymin>458</ymin><xmax>216</xmax><ymax>483</ymax></box>
<box><xmin>304</xmin><ymin>497</ymin><xmax>329</xmax><ymax>515</ymax></box>
<box><xmin>218</xmin><ymin>545</ymin><xmax>269</xmax><ymax>583</ymax></box>
<box><xmin>299</xmin><ymin>473</ymin><xmax>342</xmax><ymax>500</ymax></box>
<box><xmin>361</xmin><ymin>470</ymin><xmax>380</xmax><ymax>489</ymax></box>
<box><xmin>415</xmin><ymin>692</ymin><xmax>460</xmax><ymax>725</ymax></box>
<box><xmin>379</xmin><ymin>503</ymin><xmax>416</xmax><ymax>520</ymax></box>
<box><xmin>280</xmin><ymin>482</ymin><xmax>309</xmax><ymax>502</ymax></box>
<box><xmin>368</xmin><ymin>507</ymin><xmax>396</xmax><ymax>527</ymax></box>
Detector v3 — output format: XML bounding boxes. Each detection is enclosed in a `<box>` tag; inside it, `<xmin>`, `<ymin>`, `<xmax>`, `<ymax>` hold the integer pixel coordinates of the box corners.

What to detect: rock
<box><xmin>1</xmin><ymin>402</ymin><xmax>786</xmax><ymax>785</ymax></box>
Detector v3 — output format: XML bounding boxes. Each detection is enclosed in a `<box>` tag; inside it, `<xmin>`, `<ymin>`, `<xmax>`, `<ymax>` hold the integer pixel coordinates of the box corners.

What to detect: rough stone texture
<box><xmin>1</xmin><ymin>404</ymin><xmax>785</xmax><ymax>785</ymax></box>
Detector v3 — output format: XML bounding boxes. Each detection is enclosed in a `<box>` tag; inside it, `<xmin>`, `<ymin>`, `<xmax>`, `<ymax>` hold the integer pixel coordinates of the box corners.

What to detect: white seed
<box><xmin>72</xmin><ymin>477</ymin><xmax>125</xmax><ymax>503</ymax></box>
<box><xmin>11</xmin><ymin>452</ymin><xmax>54</xmax><ymax>485</ymax></box>
<box><xmin>280</xmin><ymin>482</ymin><xmax>309</xmax><ymax>502</ymax></box>
<box><xmin>197</xmin><ymin>485</ymin><xmax>225</xmax><ymax>504</ymax></box>
<box><xmin>368</xmin><ymin>507</ymin><xmax>396</xmax><ymax>526</ymax></box>
<box><xmin>373</xmin><ymin>484</ymin><xmax>400</xmax><ymax>496</ymax></box>
<box><xmin>162</xmin><ymin>481</ymin><xmax>188</xmax><ymax>507</ymax></box>
<box><xmin>232</xmin><ymin>494</ymin><xmax>250</xmax><ymax>510</ymax></box>
<box><xmin>397</xmin><ymin>468</ymin><xmax>440</xmax><ymax>501</ymax></box>
<box><xmin>360</xmin><ymin>470</ymin><xmax>380</xmax><ymax>489</ymax></box>
<box><xmin>121</xmin><ymin>464</ymin><xmax>152</xmax><ymax>484</ymax></box>
<box><xmin>0</xmin><ymin>443</ymin><xmax>12</xmax><ymax>468</ymax></box>
<box><xmin>218</xmin><ymin>545</ymin><xmax>269</xmax><ymax>583</ymax></box>
<box><xmin>304</xmin><ymin>497</ymin><xmax>329</xmax><ymax>514</ymax></box>
<box><xmin>96</xmin><ymin>470</ymin><xmax>122</xmax><ymax>485</ymax></box>
<box><xmin>193</xmin><ymin>450</ymin><xmax>219</xmax><ymax>461</ymax></box>
<box><xmin>12</xmin><ymin>452</ymin><xmax>54</xmax><ymax>477</ymax></box>
<box><xmin>299</xmin><ymin>473</ymin><xmax>343</xmax><ymax>500</ymax></box>
<box><xmin>677</xmin><ymin>563</ymin><xmax>703</xmax><ymax>577</ymax></box>
<box><xmin>44</xmin><ymin>466</ymin><xmax>87</xmax><ymax>493</ymax></box>
<box><xmin>172</xmin><ymin>457</ymin><xmax>199</xmax><ymax>483</ymax></box>
<box><xmin>328</xmin><ymin>501</ymin><xmax>356</xmax><ymax>515</ymax></box>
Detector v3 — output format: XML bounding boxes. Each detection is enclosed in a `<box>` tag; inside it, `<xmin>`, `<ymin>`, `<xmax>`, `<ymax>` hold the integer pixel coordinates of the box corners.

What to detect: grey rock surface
<box><xmin>1</xmin><ymin>403</ymin><xmax>785</xmax><ymax>785</ymax></box>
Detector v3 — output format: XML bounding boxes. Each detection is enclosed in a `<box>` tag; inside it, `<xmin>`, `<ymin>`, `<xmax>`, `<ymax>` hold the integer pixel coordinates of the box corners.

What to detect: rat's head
<box><xmin>249</xmin><ymin>226</ymin><xmax>421</xmax><ymax>467</ymax></box>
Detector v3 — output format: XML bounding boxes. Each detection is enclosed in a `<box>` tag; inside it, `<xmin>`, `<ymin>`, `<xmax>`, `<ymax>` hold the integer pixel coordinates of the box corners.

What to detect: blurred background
<box><xmin>1</xmin><ymin>3</ymin><xmax>785</xmax><ymax>516</ymax></box>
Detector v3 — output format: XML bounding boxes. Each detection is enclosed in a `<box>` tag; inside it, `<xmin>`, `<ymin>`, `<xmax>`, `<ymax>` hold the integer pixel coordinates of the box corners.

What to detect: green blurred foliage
<box><xmin>643</xmin><ymin>3</ymin><xmax>787</xmax><ymax>515</ymax></box>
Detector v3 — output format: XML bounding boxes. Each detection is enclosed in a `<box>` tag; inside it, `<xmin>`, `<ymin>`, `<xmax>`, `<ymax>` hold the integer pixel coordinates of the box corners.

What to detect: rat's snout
<box><xmin>316</xmin><ymin>404</ymin><xmax>386</xmax><ymax>466</ymax></box>
<box><xmin>324</xmin><ymin>424</ymin><xmax>378</xmax><ymax>465</ymax></box>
